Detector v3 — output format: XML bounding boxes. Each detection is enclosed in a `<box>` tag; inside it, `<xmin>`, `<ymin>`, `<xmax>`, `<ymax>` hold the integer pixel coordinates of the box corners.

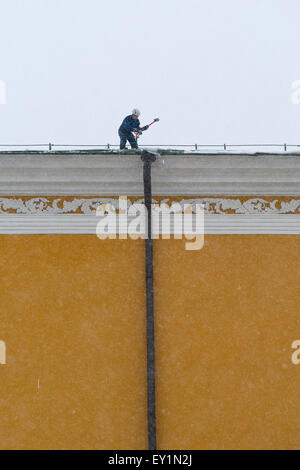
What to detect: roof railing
<box><xmin>0</xmin><ymin>143</ymin><xmax>299</xmax><ymax>152</ymax></box>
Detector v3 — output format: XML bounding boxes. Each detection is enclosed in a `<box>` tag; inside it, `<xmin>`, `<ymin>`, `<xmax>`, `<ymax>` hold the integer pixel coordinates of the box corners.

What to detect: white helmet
<box><xmin>132</xmin><ymin>108</ymin><xmax>140</xmax><ymax>117</ymax></box>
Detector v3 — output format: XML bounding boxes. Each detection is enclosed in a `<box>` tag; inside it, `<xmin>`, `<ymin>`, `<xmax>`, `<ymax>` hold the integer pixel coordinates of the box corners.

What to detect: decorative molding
<box><xmin>0</xmin><ymin>152</ymin><xmax>300</xmax><ymax>195</ymax></box>
<box><xmin>1</xmin><ymin>197</ymin><xmax>300</xmax><ymax>233</ymax></box>
<box><xmin>178</xmin><ymin>198</ymin><xmax>300</xmax><ymax>214</ymax></box>
<box><xmin>0</xmin><ymin>197</ymin><xmax>111</xmax><ymax>214</ymax></box>
<box><xmin>0</xmin><ymin>197</ymin><xmax>300</xmax><ymax>215</ymax></box>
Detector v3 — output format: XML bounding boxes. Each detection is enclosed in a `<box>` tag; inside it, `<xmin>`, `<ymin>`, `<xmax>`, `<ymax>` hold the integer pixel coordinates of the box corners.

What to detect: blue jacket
<box><xmin>119</xmin><ymin>115</ymin><xmax>141</xmax><ymax>133</ymax></box>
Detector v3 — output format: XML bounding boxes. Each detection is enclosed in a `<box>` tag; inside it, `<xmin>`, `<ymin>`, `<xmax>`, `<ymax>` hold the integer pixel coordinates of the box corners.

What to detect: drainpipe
<box><xmin>141</xmin><ymin>150</ymin><xmax>157</xmax><ymax>450</ymax></box>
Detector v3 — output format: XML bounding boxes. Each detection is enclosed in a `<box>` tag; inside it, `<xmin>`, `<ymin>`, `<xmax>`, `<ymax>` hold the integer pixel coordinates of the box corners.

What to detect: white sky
<box><xmin>0</xmin><ymin>0</ymin><xmax>299</xmax><ymax>146</ymax></box>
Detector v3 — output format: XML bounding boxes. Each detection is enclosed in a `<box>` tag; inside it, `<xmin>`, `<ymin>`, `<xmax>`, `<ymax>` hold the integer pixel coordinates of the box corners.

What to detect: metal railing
<box><xmin>0</xmin><ymin>143</ymin><xmax>300</xmax><ymax>152</ymax></box>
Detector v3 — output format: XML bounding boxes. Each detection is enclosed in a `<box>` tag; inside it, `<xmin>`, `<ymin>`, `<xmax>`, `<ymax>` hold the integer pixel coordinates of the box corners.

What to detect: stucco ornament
<box><xmin>0</xmin><ymin>197</ymin><xmax>300</xmax><ymax>215</ymax></box>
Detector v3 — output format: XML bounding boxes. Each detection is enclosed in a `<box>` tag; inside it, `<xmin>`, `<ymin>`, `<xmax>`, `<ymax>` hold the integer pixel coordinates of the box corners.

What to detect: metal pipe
<box><xmin>141</xmin><ymin>150</ymin><xmax>157</xmax><ymax>450</ymax></box>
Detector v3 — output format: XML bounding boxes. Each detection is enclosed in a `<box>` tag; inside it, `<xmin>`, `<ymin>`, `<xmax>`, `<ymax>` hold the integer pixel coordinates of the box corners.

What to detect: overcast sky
<box><xmin>0</xmin><ymin>0</ymin><xmax>299</xmax><ymax>147</ymax></box>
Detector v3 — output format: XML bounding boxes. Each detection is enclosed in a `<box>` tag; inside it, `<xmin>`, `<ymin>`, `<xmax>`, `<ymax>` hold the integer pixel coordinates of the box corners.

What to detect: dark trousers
<box><xmin>118</xmin><ymin>128</ymin><xmax>138</xmax><ymax>149</ymax></box>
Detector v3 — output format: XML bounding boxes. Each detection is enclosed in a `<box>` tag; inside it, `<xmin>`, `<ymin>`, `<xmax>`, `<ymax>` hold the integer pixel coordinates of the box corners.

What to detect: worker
<box><xmin>118</xmin><ymin>108</ymin><xmax>149</xmax><ymax>149</ymax></box>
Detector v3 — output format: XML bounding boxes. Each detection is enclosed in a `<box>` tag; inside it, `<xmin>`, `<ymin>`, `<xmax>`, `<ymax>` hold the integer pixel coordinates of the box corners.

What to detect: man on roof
<box><xmin>118</xmin><ymin>108</ymin><xmax>149</xmax><ymax>150</ymax></box>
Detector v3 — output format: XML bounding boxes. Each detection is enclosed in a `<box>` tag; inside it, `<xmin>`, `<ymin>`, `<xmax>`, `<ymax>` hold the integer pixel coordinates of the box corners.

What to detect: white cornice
<box><xmin>0</xmin><ymin>195</ymin><xmax>299</xmax><ymax>234</ymax></box>
<box><xmin>0</xmin><ymin>152</ymin><xmax>300</xmax><ymax>195</ymax></box>
<box><xmin>0</xmin><ymin>214</ymin><xmax>299</xmax><ymax>234</ymax></box>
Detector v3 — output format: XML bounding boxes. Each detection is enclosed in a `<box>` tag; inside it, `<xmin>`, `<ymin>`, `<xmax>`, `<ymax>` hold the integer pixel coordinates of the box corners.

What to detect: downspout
<box><xmin>141</xmin><ymin>150</ymin><xmax>157</xmax><ymax>450</ymax></box>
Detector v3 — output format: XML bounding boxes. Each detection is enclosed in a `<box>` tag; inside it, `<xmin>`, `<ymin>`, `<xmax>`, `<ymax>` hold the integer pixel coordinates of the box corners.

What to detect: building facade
<box><xmin>0</xmin><ymin>150</ymin><xmax>300</xmax><ymax>449</ymax></box>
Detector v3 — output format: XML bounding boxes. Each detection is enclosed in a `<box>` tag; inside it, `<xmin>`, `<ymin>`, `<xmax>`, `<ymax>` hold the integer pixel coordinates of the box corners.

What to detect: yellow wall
<box><xmin>0</xmin><ymin>231</ymin><xmax>300</xmax><ymax>449</ymax></box>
